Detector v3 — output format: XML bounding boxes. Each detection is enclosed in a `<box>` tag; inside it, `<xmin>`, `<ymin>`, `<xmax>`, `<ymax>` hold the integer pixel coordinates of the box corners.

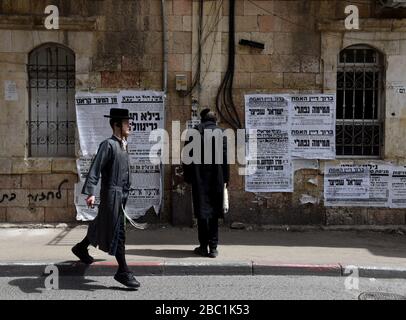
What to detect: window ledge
<box><xmin>318</xmin><ymin>18</ymin><xmax>406</xmax><ymax>32</ymax></box>
<box><xmin>4</xmin><ymin>157</ymin><xmax>78</xmax><ymax>174</ymax></box>
<box><xmin>0</xmin><ymin>14</ymin><xmax>100</xmax><ymax>31</ymax></box>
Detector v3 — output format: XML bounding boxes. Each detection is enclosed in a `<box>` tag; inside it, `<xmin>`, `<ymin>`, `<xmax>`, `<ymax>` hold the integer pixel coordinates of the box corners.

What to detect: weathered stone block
<box><xmin>76</xmin><ymin>56</ymin><xmax>92</xmax><ymax>74</ymax></box>
<box><xmin>0</xmin><ymin>158</ymin><xmax>11</xmax><ymax>174</ymax></box>
<box><xmin>28</xmin><ymin>189</ymin><xmax>67</xmax><ymax>208</ymax></box>
<box><xmin>183</xmin><ymin>16</ymin><xmax>192</xmax><ymax>32</ymax></box>
<box><xmin>101</xmin><ymin>71</ymin><xmax>140</xmax><ymax>89</ymax></box>
<box><xmin>252</xmin><ymin>55</ymin><xmax>271</xmax><ymax>72</ymax></box>
<box><xmin>244</xmin><ymin>0</ymin><xmax>274</xmax><ymax>15</ymax></box>
<box><xmin>367</xmin><ymin>209</ymin><xmax>406</xmax><ymax>225</ymax></box>
<box><xmin>140</xmin><ymin>72</ymin><xmax>162</xmax><ymax>90</ymax></box>
<box><xmin>10</xmin><ymin>30</ymin><xmax>34</xmax><ymax>53</ymax></box>
<box><xmin>271</xmin><ymin>54</ymin><xmax>300</xmax><ymax>73</ymax></box>
<box><xmin>250</xmin><ymin>72</ymin><xmax>283</xmax><ymax>89</ymax></box>
<box><xmin>0</xmin><ymin>208</ymin><xmax>6</xmax><ymax>222</ymax></box>
<box><xmin>283</xmin><ymin>73</ymin><xmax>316</xmax><ymax>89</ymax></box>
<box><xmin>170</xmin><ymin>31</ymin><xmax>192</xmax><ymax>54</ymax></box>
<box><xmin>122</xmin><ymin>55</ymin><xmax>154</xmax><ymax>72</ymax></box>
<box><xmin>258</xmin><ymin>15</ymin><xmax>276</xmax><ymax>33</ymax></box>
<box><xmin>92</xmin><ymin>55</ymin><xmax>121</xmax><ymax>72</ymax></box>
<box><xmin>149</xmin><ymin>0</ymin><xmax>162</xmax><ymax>15</ymax></box>
<box><xmin>0</xmin><ymin>189</ymin><xmax>29</xmax><ymax>207</ymax></box>
<box><xmin>301</xmin><ymin>55</ymin><xmax>320</xmax><ymax>73</ymax></box>
<box><xmin>21</xmin><ymin>174</ymin><xmax>42</xmax><ymax>189</ymax></box>
<box><xmin>168</xmin><ymin>16</ymin><xmax>183</xmax><ymax>31</ymax></box>
<box><xmin>234</xmin><ymin>72</ymin><xmax>251</xmax><ymax>89</ymax></box>
<box><xmin>67</xmin><ymin>32</ymin><xmax>94</xmax><ymax>55</ymax></box>
<box><xmin>235</xmin><ymin>16</ymin><xmax>259</xmax><ymax>32</ymax></box>
<box><xmin>173</xmin><ymin>0</ymin><xmax>192</xmax><ymax>16</ymax></box>
<box><xmin>51</xmin><ymin>159</ymin><xmax>77</xmax><ymax>174</ymax></box>
<box><xmin>275</xmin><ymin>33</ymin><xmax>320</xmax><ymax>55</ymax></box>
<box><xmin>147</xmin><ymin>16</ymin><xmax>163</xmax><ymax>31</ymax></box>
<box><xmin>144</xmin><ymin>32</ymin><xmax>163</xmax><ymax>54</ymax></box>
<box><xmin>325</xmin><ymin>207</ymin><xmax>369</xmax><ymax>225</ymax></box>
<box><xmin>0</xmin><ymin>175</ymin><xmax>21</xmax><ymax>189</ymax></box>
<box><xmin>7</xmin><ymin>207</ymin><xmax>44</xmax><ymax>223</ymax></box>
<box><xmin>41</xmin><ymin>174</ymin><xmax>75</xmax><ymax>190</ymax></box>
<box><xmin>0</xmin><ymin>30</ymin><xmax>12</xmax><ymax>52</ymax></box>
<box><xmin>12</xmin><ymin>159</ymin><xmax>52</xmax><ymax>174</ymax></box>
<box><xmin>235</xmin><ymin>54</ymin><xmax>254</xmax><ymax>72</ymax></box>
<box><xmin>45</xmin><ymin>207</ymin><xmax>76</xmax><ymax>223</ymax></box>
<box><xmin>168</xmin><ymin>54</ymin><xmax>185</xmax><ymax>71</ymax></box>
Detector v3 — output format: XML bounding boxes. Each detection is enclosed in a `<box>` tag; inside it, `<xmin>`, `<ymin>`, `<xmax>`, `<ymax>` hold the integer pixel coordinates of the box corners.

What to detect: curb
<box><xmin>253</xmin><ymin>262</ymin><xmax>342</xmax><ymax>277</ymax></box>
<box><xmin>1</xmin><ymin>261</ymin><xmax>406</xmax><ymax>279</ymax></box>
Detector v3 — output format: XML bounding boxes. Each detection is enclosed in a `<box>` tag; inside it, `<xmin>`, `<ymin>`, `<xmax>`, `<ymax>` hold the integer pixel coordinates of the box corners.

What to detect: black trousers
<box><xmin>79</xmin><ymin>211</ymin><xmax>128</xmax><ymax>274</ymax></box>
<box><xmin>197</xmin><ymin>218</ymin><xmax>218</xmax><ymax>249</ymax></box>
<box><xmin>114</xmin><ymin>212</ymin><xmax>129</xmax><ymax>273</ymax></box>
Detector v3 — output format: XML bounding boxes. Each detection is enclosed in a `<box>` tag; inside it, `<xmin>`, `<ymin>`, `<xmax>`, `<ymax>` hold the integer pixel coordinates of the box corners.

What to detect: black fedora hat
<box><xmin>104</xmin><ymin>108</ymin><xmax>132</xmax><ymax>119</ymax></box>
<box><xmin>200</xmin><ymin>108</ymin><xmax>211</xmax><ymax>119</ymax></box>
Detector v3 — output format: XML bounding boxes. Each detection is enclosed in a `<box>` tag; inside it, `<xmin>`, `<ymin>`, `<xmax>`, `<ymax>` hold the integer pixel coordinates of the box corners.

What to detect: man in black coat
<box><xmin>71</xmin><ymin>108</ymin><xmax>140</xmax><ymax>289</ymax></box>
<box><xmin>183</xmin><ymin>109</ymin><xmax>230</xmax><ymax>258</ymax></box>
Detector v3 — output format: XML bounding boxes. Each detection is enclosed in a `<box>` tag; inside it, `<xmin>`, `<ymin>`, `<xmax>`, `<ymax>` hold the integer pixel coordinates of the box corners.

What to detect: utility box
<box><xmin>175</xmin><ymin>74</ymin><xmax>187</xmax><ymax>91</ymax></box>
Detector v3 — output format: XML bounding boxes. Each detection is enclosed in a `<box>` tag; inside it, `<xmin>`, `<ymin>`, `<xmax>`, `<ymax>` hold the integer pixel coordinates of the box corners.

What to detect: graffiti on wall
<box><xmin>0</xmin><ymin>179</ymin><xmax>68</xmax><ymax>204</ymax></box>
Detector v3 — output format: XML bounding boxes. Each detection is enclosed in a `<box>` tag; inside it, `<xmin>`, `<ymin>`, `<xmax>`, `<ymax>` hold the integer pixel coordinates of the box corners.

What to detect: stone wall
<box><xmin>0</xmin><ymin>0</ymin><xmax>406</xmax><ymax>225</ymax></box>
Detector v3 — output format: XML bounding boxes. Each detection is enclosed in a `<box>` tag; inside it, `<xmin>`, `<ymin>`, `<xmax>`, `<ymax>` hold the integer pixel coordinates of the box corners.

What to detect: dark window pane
<box><xmin>28</xmin><ymin>44</ymin><xmax>76</xmax><ymax>157</ymax></box>
<box><xmin>336</xmin><ymin>47</ymin><xmax>383</xmax><ymax>157</ymax></box>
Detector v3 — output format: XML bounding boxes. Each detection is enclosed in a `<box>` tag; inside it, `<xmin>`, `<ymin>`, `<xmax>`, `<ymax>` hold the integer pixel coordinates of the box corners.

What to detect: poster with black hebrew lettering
<box><xmin>74</xmin><ymin>91</ymin><xmax>165</xmax><ymax>221</ymax></box>
<box><xmin>245</xmin><ymin>94</ymin><xmax>293</xmax><ymax>192</ymax></box>
<box><xmin>118</xmin><ymin>90</ymin><xmax>165</xmax><ymax>218</ymax></box>
<box><xmin>75</xmin><ymin>93</ymin><xmax>118</xmax><ymax>156</ymax></box>
<box><xmin>119</xmin><ymin>90</ymin><xmax>165</xmax><ymax>163</ymax></box>
<box><xmin>290</xmin><ymin>94</ymin><xmax>336</xmax><ymax>159</ymax></box>
<box><xmin>324</xmin><ymin>163</ymin><xmax>373</xmax><ymax>207</ymax></box>
<box><xmin>389</xmin><ymin>165</ymin><xmax>406</xmax><ymax>208</ymax></box>
<box><xmin>323</xmin><ymin>163</ymin><xmax>406</xmax><ymax>208</ymax></box>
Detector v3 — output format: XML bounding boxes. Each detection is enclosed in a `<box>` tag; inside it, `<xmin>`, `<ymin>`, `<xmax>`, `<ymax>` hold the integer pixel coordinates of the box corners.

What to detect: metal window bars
<box><xmin>27</xmin><ymin>43</ymin><xmax>76</xmax><ymax>157</ymax></box>
<box><xmin>336</xmin><ymin>45</ymin><xmax>384</xmax><ymax>158</ymax></box>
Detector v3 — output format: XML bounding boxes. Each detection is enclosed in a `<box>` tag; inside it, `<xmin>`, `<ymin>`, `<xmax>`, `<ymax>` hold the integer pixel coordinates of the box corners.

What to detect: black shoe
<box><xmin>114</xmin><ymin>271</ymin><xmax>140</xmax><ymax>289</ymax></box>
<box><xmin>194</xmin><ymin>246</ymin><xmax>208</xmax><ymax>257</ymax></box>
<box><xmin>71</xmin><ymin>243</ymin><xmax>94</xmax><ymax>265</ymax></box>
<box><xmin>208</xmin><ymin>248</ymin><xmax>218</xmax><ymax>258</ymax></box>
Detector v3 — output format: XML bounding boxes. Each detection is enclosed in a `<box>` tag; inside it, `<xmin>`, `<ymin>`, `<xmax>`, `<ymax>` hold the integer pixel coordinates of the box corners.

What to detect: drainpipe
<box><xmin>161</xmin><ymin>0</ymin><xmax>168</xmax><ymax>94</ymax></box>
<box><xmin>160</xmin><ymin>0</ymin><xmax>168</xmax><ymax>220</ymax></box>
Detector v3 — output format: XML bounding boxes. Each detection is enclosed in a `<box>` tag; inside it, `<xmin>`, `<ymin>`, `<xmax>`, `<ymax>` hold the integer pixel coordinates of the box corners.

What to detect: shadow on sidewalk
<box><xmin>8</xmin><ymin>261</ymin><xmax>138</xmax><ymax>294</ymax></box>
<box><xmin>125</xmin><ymin>248</ymin><xmax>196</xmax><ymax>258</ymax></box>
<box><xmin>8</xmin><ymin>277</ymin><xmax>137</xmax><ymax>294</ymax></box>
<box><xmin>47</xmin><ymin>226</ymin><xmax>406</xmax><ymax>260</ymax></box>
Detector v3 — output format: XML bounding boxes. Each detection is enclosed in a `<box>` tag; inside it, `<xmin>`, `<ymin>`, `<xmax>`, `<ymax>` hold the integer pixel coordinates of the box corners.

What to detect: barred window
<box><xmin>28</xmin><ymin>43</ymin><xmax>76</xmax><ymax>157</ymax></box>
<box><xmin>336</xmin><ymin>45</ymin><xmax>384</xmax><ymax>157</ymax></box>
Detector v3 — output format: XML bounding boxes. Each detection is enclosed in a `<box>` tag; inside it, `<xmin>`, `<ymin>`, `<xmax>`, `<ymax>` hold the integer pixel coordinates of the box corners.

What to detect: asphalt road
<box><xmin>1</xmin><ymin>275</ymin><xmax>406</xmax><ymax>300</ymax></box>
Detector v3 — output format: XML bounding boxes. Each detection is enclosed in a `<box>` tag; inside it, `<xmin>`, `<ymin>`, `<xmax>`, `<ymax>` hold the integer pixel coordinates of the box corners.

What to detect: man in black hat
<box><xmin>71</xmin><ymin>108</ymin><xmax>140</xmax><ymax>289</ymax></box>
<box><xmin>183</xmin><ymin>108</ymin><xmax>229</xmax><ymax>258</ymax></box>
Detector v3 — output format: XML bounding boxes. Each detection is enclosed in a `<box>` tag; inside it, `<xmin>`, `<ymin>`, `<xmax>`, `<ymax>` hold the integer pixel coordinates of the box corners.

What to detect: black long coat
<box><xmin>82</xmin><ymin>135</ymin><xmax>131</xmax><ymax>255</ymax></box>
<box><xmin>183</xmin><ymin>120</ymin><xmax>230</xmax><ymax>219</ymax></box>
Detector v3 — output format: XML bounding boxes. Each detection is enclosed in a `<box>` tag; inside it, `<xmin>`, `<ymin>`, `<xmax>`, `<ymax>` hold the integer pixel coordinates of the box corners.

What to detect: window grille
<box><xmin>27</xmin><ymin>43</ymin><xmax>76</xmax><ymax>157</ymax></box>
<box><xmin>336</xmin><ymin>45</ymin><xmax>384</xmax><ymax>157</ymax></box>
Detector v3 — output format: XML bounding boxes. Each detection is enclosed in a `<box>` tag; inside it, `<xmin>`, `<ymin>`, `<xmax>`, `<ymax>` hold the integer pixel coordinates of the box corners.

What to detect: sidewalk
<box><xmin>0</xmin><ymin>225</ymin><xmax>406</xmax><ymax>278</ymax></box>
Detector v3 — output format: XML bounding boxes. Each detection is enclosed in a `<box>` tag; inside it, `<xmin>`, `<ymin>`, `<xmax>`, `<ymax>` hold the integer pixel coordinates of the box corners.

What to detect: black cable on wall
<box><xmin>215</xmin><ymin>0</ymin><xmax>242</xmax><ymax>129</ymax></box>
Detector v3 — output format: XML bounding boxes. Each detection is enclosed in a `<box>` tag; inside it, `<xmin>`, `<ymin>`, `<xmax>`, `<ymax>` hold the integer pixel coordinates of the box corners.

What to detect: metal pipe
<box><xmin>160</xmin><ymin>0</ymin><xmax>168</xmax><ymax>220</ymax></box>
<box><xmin>161</xmin><ymin>0</ymin><xmax>168</xmax><ymax>94</ymax></box>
